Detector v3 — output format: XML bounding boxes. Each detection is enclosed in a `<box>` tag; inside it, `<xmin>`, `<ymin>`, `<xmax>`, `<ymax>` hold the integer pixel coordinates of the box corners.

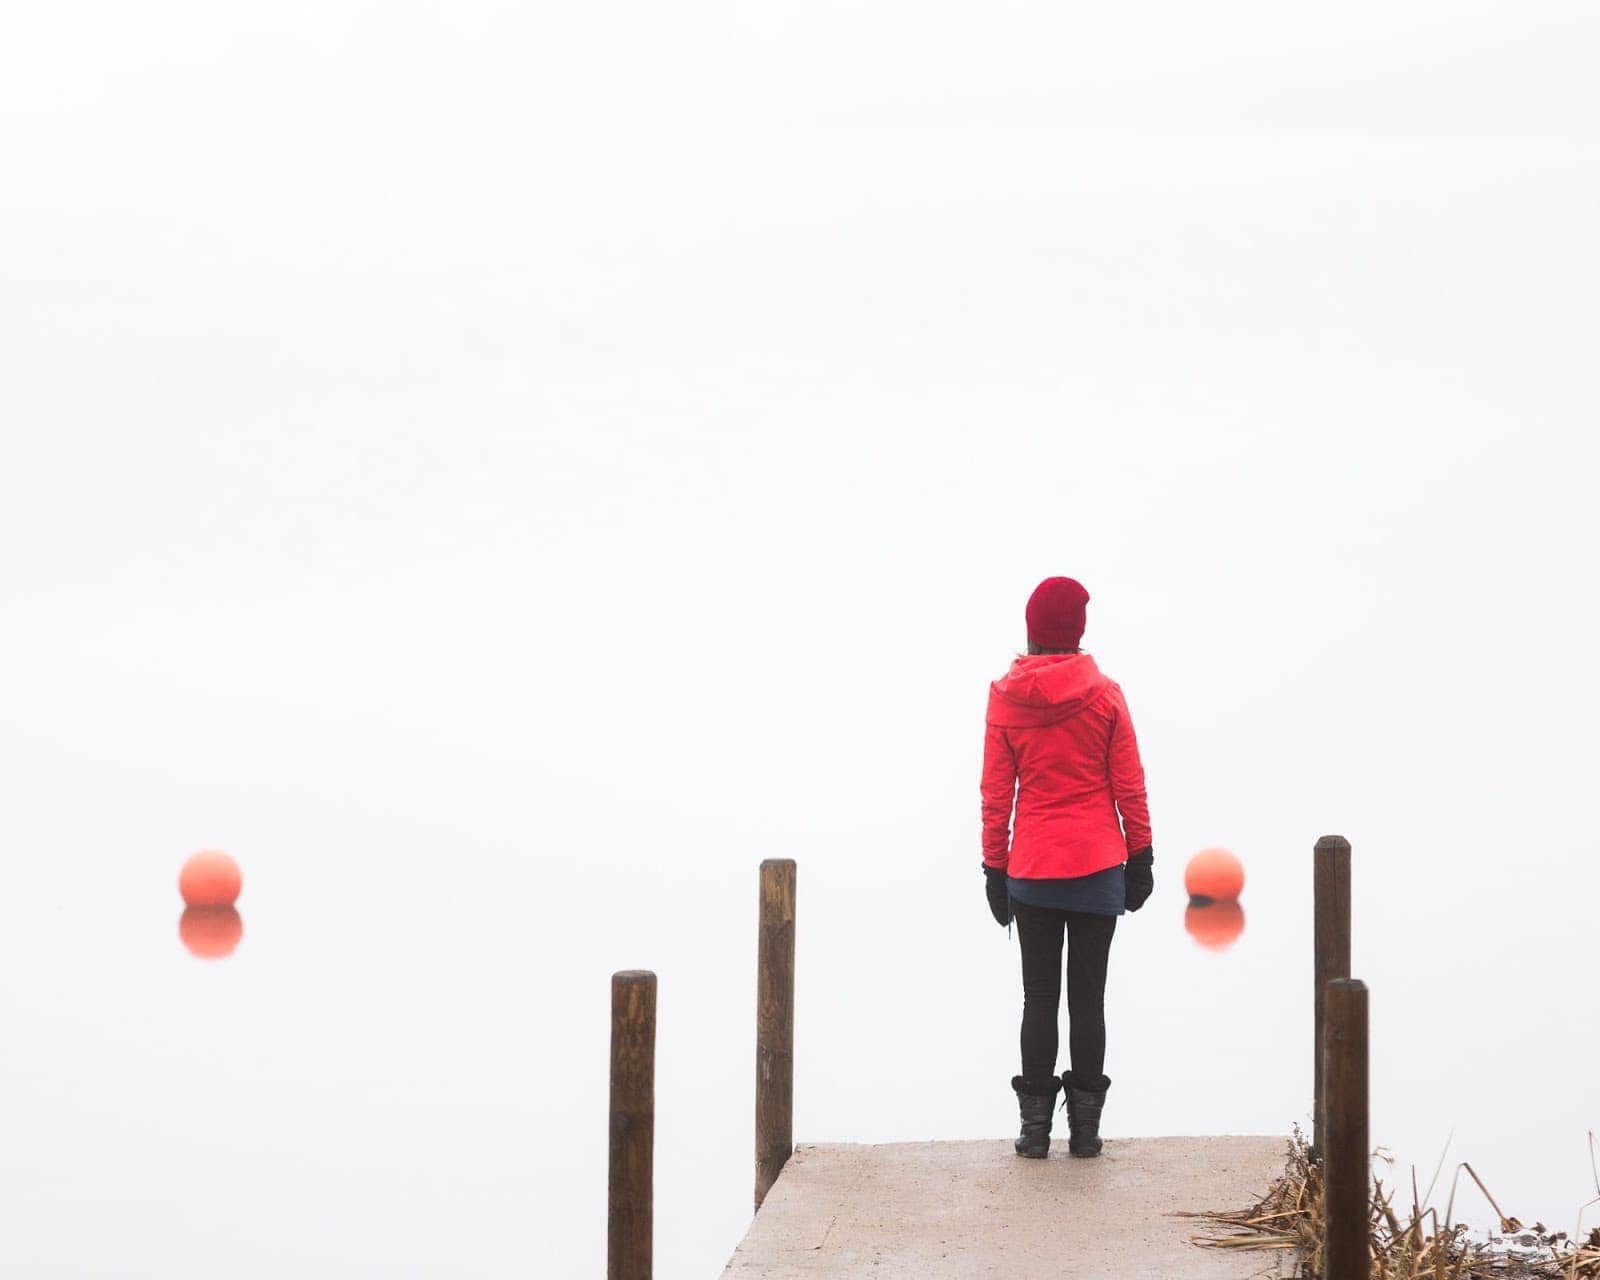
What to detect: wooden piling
<box><xmin>1312</xmin><ymin>835</ymin><xmax>1351</xmax><ymax>1160</ymax></box>
<box><xmin>755</xmin><ymin>858</ymin><xmax>796</xmax><ymax>1213</ymax></box>
<box><xmin>609</xmin><ymin>969</ymin><xmax>656</xmax><ymax>1280</ymax></box>
<box><xmin>1322</xmin><ymin>978</ymin><xmax>1369</xmax><ymax>1280</ymax></box>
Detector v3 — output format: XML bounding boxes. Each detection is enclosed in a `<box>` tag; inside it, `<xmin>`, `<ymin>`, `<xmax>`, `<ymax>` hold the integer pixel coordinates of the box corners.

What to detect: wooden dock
<box><xmin>719</xmin><ymin>1135</ymin><xmax>1292</xmax><ymax>1279</ymax></box>
<box><xmin>608</xmin><ymin>841</ymin><xmax>1368</xmax><ymax>1280</ymax></box>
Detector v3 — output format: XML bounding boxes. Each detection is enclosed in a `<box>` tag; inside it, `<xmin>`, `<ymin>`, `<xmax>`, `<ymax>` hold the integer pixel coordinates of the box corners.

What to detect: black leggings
<box><xmin>1014</xmin><ymin>901</ymin><xmax>1116</xmax><ymax>1091</ymax></box>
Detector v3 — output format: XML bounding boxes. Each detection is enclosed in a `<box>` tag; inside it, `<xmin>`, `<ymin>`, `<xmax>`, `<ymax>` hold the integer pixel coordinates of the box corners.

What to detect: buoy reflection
<box><xmin>1184</xmin><ymin>900</ymin><xmax>1244</xmax><ymax>951</ymax></box>
<box><xmin>180</xmin><ymin>906</ymin><xmax>243</xmax><ymax>960</ymax></box>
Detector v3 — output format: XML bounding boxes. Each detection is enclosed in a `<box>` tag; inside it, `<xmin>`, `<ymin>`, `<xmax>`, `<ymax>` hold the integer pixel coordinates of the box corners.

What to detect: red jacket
<box><xmin>981</xmin><ymin>652</ymin><xmax>1152</xmax><ymax>879</ymax></box>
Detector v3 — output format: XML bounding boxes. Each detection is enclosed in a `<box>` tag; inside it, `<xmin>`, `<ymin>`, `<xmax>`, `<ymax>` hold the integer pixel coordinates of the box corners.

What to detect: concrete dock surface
<box><xmin>721</xmin><ymin>1135</ymin><xmax>1294</xmax><ymax>1279</ymax></box>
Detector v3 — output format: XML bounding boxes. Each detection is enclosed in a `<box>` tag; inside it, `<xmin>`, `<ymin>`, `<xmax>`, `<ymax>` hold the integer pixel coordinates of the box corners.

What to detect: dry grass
<box><xmin>1177</xmin><ymin>1126</ymin><xmax>1600</xmax><ymax>1279</ymax></box>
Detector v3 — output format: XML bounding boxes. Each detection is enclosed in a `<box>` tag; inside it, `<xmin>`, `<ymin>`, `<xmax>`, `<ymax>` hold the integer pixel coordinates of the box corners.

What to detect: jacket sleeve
<box><xmin>1107</xmin><ymin>686</ymin><xmax>1153</xmax><ymax>855</ymax></box>
<box><xmin>980</xmin><ymin>720</ymin><xmax>1017</xmax><ymax>869</ymax></box>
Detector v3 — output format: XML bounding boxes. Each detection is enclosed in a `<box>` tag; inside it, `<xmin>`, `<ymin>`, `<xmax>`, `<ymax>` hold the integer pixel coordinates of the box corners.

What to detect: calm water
<box><xmin>2</xmin><ymin>711</ymin><xmax>1593</xmax><ymax>1279</ymax></box>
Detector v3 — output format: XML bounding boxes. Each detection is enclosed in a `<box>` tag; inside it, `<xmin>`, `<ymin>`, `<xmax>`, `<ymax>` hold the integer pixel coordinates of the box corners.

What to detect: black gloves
<box><xmin>983</xmin><ymin>864</ymin><xmax>1011</xmax><ymax>927</ymax></box>
<box><xmin>1124</xmin><ymin>846</ymin><xmax>1154</xmax><ymax>911</ymax></box>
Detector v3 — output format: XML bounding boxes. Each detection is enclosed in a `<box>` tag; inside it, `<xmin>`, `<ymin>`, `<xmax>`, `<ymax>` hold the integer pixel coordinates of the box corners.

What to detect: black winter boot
<box><xmin>1010</xmin><ymin>1075</ymin><xmax>1063</xmax><ymax>1158</ymax></box>
<box><xmin>1061</xmin><ymin>1071</ymin><xmax>1110</xmax><ymax>1157</ymax></box>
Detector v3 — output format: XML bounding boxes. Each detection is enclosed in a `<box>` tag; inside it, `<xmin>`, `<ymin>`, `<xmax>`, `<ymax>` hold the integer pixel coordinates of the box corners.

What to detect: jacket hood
<box><xmin>986</xmin><ymin>652</ymin><xmax>1113</xmax><ymax>728</ymax></box>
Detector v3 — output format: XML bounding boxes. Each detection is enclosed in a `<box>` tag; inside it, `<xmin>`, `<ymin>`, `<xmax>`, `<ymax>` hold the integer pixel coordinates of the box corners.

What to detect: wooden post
<box><xmin>755</xmin><ymin>858</ymin><xmax>796</xmax><ymax>1213</ymax></box>
<box><xmin>1312</xmin><ymin>835</ymin><xmax>1351</xmax><ymax>1160</ymax></box>
<box><xmin>609</xmin><ymin>970</ymin><xmax>656</xmax><ymax>1280</ymax></box>
<box><xmin>1323</xmin><ymin>978</ymin><xmax>1370</xmax><ymax>1280</ymax></box>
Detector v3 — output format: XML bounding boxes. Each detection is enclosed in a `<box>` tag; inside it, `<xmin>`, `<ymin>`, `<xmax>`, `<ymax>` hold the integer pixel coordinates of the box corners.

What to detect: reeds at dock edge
<box><xmin>1178</xmin><ymin>1125</ymin><xmax>1600</xmax><ymax>1279</ymax></box>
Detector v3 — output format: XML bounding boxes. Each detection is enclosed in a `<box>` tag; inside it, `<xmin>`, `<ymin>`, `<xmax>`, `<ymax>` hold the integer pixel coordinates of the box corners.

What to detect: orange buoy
<box><xmin>1184</xmin><ymin>845</ymin><xmax>1244</xmax><ymax>904</ymax></box>
<box><xmin>1184</xmin><ymin>900</ymin><xmax>1245</xmax><ymax>951</ymax></box>
<box><xmin>179</xmin><ymin>849</ymin><xmax>242</xmax><ymax>908</ymax></box>
<box><xmin>179</xmin><ymin>906</ymin><xmax>243</xmax><ymax>959</ymax></box>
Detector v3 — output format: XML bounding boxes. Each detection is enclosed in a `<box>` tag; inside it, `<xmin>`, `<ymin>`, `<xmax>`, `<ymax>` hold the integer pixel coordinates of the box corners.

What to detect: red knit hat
<box><xmin>1025</xmin><ymin>576</ymin><xmax>1090</xmax><ymax>650</ymax></box>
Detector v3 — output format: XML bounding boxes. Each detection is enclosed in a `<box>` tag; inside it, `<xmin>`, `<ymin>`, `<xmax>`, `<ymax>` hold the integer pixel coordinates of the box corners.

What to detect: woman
<box><xmin>980</xmin><ymin>576</ymin><xmax>1154</xmax><ymax>1159</ymax></box>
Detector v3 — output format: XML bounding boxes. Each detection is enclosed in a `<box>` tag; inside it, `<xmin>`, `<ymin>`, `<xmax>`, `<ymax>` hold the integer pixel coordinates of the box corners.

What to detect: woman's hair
<box><xmin>1025</xmin><ymin>642</ymin><xmax>1081</xmax><ymax>656</ymax></box>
